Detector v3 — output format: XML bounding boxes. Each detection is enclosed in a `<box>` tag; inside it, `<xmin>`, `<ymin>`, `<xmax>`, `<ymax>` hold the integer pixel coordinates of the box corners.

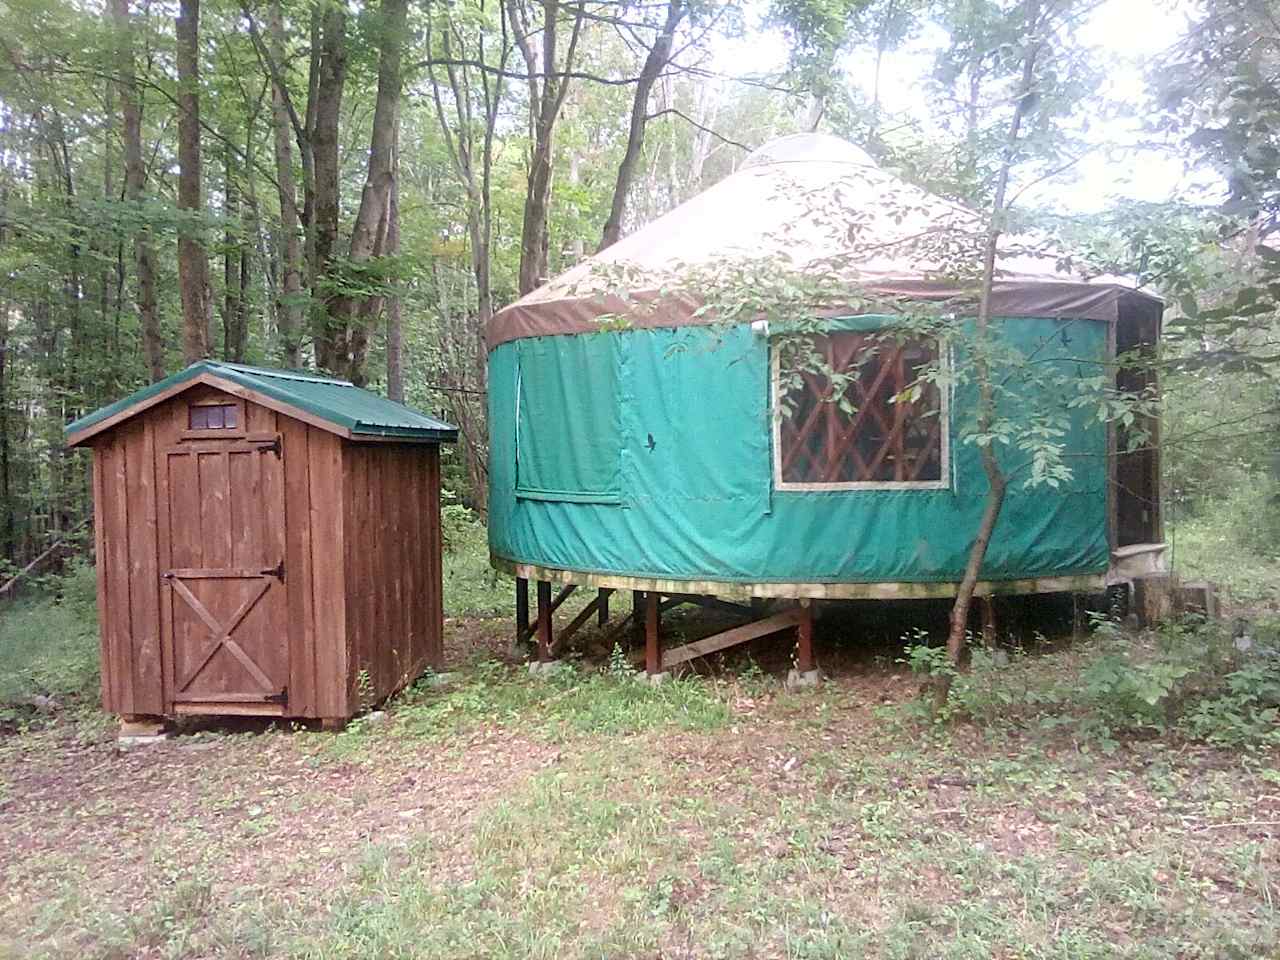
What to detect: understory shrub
<box><xmin>902</xmin><ymin>613</ymin><xmax>1280</xmax><ymax>749</ymax></box>
<box><xmin>0</xmin><ymin>560</ymin><xmax>100</xmax><ymax>722</ymax></box>
<box><xmin>440</xmin><ymin>507</ymin><xmax>514</xmax><ymax>618</ymax></box>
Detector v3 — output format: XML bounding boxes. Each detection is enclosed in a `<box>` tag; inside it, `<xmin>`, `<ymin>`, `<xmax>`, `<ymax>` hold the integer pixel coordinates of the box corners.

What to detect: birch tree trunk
<box><xmin>385</xmin><ymin>171</ymin><xmax>403</xmax><ymax>402</ymax></box>
<box><xmin>329</xmin><ymin>0</ymin><xmax>407</xmax><ymax>385</ymax></box>
<box><xmin>508</xmin><ymin>0</ymin><xmax>585</xmax><ymax>295</ymax></box>
<box><xmin>310</xmin><ymin>1</ymin><xmax>347</xmax><ymax>372</ymax></box>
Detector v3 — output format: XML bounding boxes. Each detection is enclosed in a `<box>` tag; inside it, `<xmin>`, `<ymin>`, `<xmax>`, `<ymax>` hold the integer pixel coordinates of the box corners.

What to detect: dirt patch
<box><xmin>0</xmin><ymin>718</ymin><xmax>555</xmax><ymax>934</ymax></box>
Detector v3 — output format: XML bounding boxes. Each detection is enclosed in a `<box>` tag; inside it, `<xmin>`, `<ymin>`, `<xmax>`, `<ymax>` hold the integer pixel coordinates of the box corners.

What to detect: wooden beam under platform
<box><xmin>661</xmin><ymin>607</ymin><xmax>804</xmax><ymax>670</ymax></box>
<box><xmin>552</xmin><ymin>588</ymin><xmax>615</xmax><ymax>657</ymax></box>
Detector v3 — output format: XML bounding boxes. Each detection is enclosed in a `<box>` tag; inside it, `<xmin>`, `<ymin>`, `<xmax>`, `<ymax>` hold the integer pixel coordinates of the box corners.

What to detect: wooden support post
<box><xmin>980</xmin><ymin>595</ymin><xmax>997</xmax><ymax>645</ymax></box>
<box><xmin>536</xmin><ymin>580</ymin><xmax>553</xmax><ymax>663</ymax></box>
<box><xmin>517</xmin><ymin>584</ymin><xmax>575</xmax><ymax>645</ymax></box>
<box><xmin>597</xmin><ymin>588</ymin><xmax>609</xmax><ymax>626</ymax></box>
<box><xmin>515</xmin><ymin>577</ymin><xmax>529</xmax><ymax>647</ymax></box>
<box><xmin>1071</xmin><ymin>593</ymin><xmax>1084</xmax><ymax>640</ymax></box>
<box><xmin>795</xmin><ymin>599</ymin><xmax>814</xmax><ymax>673</ymax></box>
<box><xmin>645</xmin><ymin>590</ymin><xmax>661</xmax><ymax>675</ymax></box>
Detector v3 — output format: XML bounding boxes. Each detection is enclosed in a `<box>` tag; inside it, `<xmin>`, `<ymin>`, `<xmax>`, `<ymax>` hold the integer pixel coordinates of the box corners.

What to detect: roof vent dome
<box><xmin>743</xmin><ymin>133</ymin><xmax>877</xmax><ymax>169</ymax></box>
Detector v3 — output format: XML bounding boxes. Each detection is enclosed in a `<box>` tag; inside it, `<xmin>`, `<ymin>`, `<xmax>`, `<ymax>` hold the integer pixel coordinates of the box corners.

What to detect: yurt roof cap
<box><xmin>65</xmin><ymin>360</ymin><xmax>459</xmax><ymax>447</ymax></box>
<box><xmin>487</xmin><ymin>133</ymin><xmax>1161</xmax><ymax>350</ymax></box>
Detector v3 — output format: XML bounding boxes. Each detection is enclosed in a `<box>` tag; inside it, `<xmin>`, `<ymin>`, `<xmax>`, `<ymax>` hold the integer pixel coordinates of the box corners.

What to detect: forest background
<box><xmin>0</xmin><ymin>0</ymin><xmax>1277</xmax><ymax>608</ymax></box>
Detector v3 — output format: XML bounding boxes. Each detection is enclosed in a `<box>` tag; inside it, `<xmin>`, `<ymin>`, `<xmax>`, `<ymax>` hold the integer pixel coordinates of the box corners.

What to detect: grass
<box><xmin>0</xmin><ymin>561</ymin><xmax>99</xmax><ymax>723</ymax></box>
<box><xmin>3</xmin><ymin>519</ymin><xmax>1280</xmax><ymax>958</ymax></box>
<box><xmin>442</xmin><ymin>509</ymin><xmax>516</xmax><ymax>618</ymax></box>
<box><xmin>1169</xmin><ymin>485</ymin><xmax>1280</xmax><ymax>610</ymax></box>
<box><xmin>7</xmin><ymin>659</ymin><xmax>1278</xmax><ymax>959</ymax></box>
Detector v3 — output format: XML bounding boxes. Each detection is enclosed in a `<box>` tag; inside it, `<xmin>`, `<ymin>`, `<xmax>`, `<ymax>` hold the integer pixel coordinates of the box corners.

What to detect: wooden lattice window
<box><xmin>774</xmin><ymin>331</ymin><xmax>947</xmax><ymax>489</ymax></box>
<box><xmin>188</xmin><ymin>403</ymin><xmax>239</xmax><ymax>430</ymax></box>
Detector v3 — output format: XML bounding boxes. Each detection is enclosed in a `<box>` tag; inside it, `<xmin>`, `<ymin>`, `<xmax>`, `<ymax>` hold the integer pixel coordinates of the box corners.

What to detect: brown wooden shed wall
<box><xmin>341</xmin><ymin>443</ymin><xmax>443</xmax><ymax>714</ymax></box>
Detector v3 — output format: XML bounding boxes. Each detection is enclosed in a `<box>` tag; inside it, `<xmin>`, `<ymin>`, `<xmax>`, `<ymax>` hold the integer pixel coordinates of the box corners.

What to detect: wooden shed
<box><xmin>65</xmin><ymin>361</ymin><xmax>457</xmax><ymax>727</ymax></box>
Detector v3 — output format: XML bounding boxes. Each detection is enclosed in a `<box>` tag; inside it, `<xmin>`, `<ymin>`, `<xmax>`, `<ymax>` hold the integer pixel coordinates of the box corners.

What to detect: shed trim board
<box><xmin>494</xmin><ymin>555</ymin><xmax>1106</xmax><ymax>601</ymax></box>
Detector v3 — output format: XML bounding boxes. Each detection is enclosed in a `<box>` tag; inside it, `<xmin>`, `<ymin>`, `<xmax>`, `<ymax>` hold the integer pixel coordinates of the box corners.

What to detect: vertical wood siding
<box><xmin>342</xmin><ymin>442</ymin><xmax>444</xmax><ymax>709</ymax></box>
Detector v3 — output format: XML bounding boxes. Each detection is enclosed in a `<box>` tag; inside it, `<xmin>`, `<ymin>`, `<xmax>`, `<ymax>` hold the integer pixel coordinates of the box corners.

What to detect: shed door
<box><xmin>161</xmin><ymin>437</ymin><xmax>289</xmax><ymax>712</ymax></box>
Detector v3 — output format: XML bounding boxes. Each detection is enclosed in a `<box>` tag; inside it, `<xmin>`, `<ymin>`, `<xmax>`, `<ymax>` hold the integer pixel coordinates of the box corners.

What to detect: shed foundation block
<box><xmin>528</xmin><ymin>659</ymin><xmax>567</xmax><ymax>677</ymax></box>
<box><xmin>641</xmin><ymin>671</ymin><xmax>671</xmax><ymax>686</ymax></box>
<box><xmin>785</xmin><ymin>668</ymin><xmax>821</xmax><ymax>691</ymax></box>
<box><xmin>118</xmin><ymin>716</ymin><xmax>168</xmax><ymax>747</ymax></box>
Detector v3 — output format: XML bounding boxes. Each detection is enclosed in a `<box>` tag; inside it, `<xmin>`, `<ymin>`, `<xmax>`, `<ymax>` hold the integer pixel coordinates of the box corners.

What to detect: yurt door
<box><xmin>160</xmin><ymin>435</ymin><xmax>289</xmax><ymax>714</ymax></box>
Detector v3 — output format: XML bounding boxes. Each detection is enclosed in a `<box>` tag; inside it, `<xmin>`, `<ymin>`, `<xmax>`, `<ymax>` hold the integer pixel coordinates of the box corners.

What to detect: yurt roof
<box><xmin>487</xmin><ymin>133</ymin><xmax>1162</xmax><ymax>349</ymax></box>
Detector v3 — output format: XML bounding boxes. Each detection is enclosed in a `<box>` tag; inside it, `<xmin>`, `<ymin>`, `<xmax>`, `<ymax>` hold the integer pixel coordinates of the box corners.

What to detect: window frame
<box><xmin>770</xmin><ymin>331</ymin><xmax>951</xmax><ymax>492</ymax></box>
<box><xmin>180</xmin><ymin>399</ymin><xmax>247</xmax><ymax>440</ymax></box>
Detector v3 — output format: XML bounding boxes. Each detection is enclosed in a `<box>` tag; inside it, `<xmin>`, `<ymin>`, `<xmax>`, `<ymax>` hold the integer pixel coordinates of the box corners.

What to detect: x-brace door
<box><xmin>161</xmin><ymin>437</ymin><xmax>288</xmax><ymax>710</ymax></box>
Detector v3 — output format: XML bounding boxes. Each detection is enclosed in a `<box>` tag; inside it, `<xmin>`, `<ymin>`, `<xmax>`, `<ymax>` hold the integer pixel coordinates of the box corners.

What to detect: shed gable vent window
<box><xmin>775</xmin><ymin>331</ymin><xmax>947</xmax><ymax>489</ymax></box>
<box><xmin>189</xmin><ymin>403</ymin><xmax>238</xmax><ymax>430</ymax></box>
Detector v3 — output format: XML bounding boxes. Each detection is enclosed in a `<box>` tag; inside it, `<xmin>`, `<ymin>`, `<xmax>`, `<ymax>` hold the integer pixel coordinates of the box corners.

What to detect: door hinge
<box><xmin>261</xmin><ymin>560</ymin><xmax>285</xmax><ymax>582</ymax></box>
<box><xmin>256</xmin><ymin>436</ymin><xmax>282</xmax><ymax>458</ymax></box>
<box><xmin>264</xmin><ymin>688</ymin><xmax>288</xmax><ymax>704</ymax></box>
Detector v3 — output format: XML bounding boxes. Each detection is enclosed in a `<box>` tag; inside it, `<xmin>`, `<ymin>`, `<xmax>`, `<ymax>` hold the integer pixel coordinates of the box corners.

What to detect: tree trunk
<box><xmin>268</xmin><ymin>0</ymin><xmax>303</xmax><ymax>367</ymax></box>
<box><xmin>940</xmin><ymin>0</ymin><xmax>1043</xmax><ymax>703</ymax></box>
<box><xmin>222</xmin><ymin>146</ymin><xmax>244</xmax><ymax>362</ymax></box>
<box><xmin>510</xmin><ymin>0</ymin><xmax>585</xmax><ymax>295</ymax></box>
<box><xmin>329</xmin><ymin>0</ymin><xmax>406</xmax><ymax>385</ymax></box>
<box><xmin>111</xmin><ymin>0</ymin><xmax>162</xmax><ymax>380</ymax></box>
<box><xmin>598</xmin><ymin>0</ymin><xmax>684</xmax><ymax>251</ymax></box>
<box><xmin>176</xmin><ymin>0</ymin><xmax>210</xmax><ymax>363</ymax></box>
<box><xmin>385</xmin><ymin>171</ymin><xmax>403</xmax><ymax>403</ymax></box>
<box><xmin>310</xmin><ymin>1</ymin><xmax>347</xmax><ymax>373</ymax></box>
<box><xmin>0</xmin><ymin>304</ymin><xmax>10</xmax><ymax>561</ymax></box>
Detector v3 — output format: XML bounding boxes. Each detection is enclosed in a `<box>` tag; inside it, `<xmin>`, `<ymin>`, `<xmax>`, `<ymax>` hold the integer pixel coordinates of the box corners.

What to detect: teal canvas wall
<box><xmin>488</xmin><ymin>317</ymin><xmax>1110</xmax><ymax>585</ymax></box>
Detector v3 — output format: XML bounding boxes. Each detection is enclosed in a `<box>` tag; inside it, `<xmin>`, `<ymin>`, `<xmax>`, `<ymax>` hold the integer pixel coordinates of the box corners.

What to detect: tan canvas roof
<box><xmin>487</xmin><ymin>133</ymin><xmax>1162</xmax><ymax>350</ymax></box>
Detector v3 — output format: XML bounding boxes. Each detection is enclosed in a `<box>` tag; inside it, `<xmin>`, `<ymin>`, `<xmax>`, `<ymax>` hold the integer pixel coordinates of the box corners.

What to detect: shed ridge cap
<box><xmin>203</xmin><ymin>360</ymin><xmax>355</xmax><ymax>387</ymax></box>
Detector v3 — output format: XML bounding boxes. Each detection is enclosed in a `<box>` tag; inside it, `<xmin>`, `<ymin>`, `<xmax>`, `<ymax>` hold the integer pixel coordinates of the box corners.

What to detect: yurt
<box><xmin>486</xmin><ymin>134</ymin><xmax>1163</xmax><ymax>677</ymax></box>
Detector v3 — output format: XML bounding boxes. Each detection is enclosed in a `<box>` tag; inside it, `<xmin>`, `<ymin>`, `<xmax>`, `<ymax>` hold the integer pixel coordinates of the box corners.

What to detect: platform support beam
<box><xmin>645</xmin><ymin>591</ymin><xmax>662</xmax><ymax>675</ymax></box>
<box><xmin>536</xmin><ymin>580</ymin><xmax>553</xmax><ymax>662</ymax></box>
<box><xmin>515</xmin><ymin>577</ymin><xmax>530</xmax><ymax>649</ymax></box>
<box><xmin>979</xmin><ymin>595</ymin><xmax>997</xmax><ymax>645</ymax></box>
<box><xmin>795</xmin><ymin>599</ymin><xmax>814</xmax><ymax>673</ymax></box>
<box><xmin>598</xmin><ymin>589</ymin><xmax>610</xmax><ymax>626</ymax></box>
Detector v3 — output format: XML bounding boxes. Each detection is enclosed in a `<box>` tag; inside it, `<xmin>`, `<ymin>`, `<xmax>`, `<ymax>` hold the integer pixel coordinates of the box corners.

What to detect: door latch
<box><xmin>256</xmin><ymin>436</ymin><xmax>282</xmax><ymax>457</ymax></box>
<box><xmin>260</xmin><ymin>560</ymin><xmax>285</xmax><ymax>582</ymax></box>
<box><xmin>264</xmin><ymin>688</ymin><xmax>288</xmax><ymax>704</ymax></box>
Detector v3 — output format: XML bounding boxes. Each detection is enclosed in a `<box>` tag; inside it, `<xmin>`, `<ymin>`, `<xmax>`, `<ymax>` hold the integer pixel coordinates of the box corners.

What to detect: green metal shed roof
<box><xmin>65</xmin><ymin>361</ymin><xmax>458</xmax><ymax>445</ymax></box>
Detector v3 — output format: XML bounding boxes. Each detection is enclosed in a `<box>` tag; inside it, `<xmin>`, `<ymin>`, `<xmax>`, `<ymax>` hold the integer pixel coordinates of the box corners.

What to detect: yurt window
<box><xmin>514</xmin><ymin>335</ymin><xmax>622</xmax><ymax>503</ymax></box>
<box><xmin>774</xmin><ymin>331</ymin><xmax>948</xmax><ymax>490</ymax></box>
